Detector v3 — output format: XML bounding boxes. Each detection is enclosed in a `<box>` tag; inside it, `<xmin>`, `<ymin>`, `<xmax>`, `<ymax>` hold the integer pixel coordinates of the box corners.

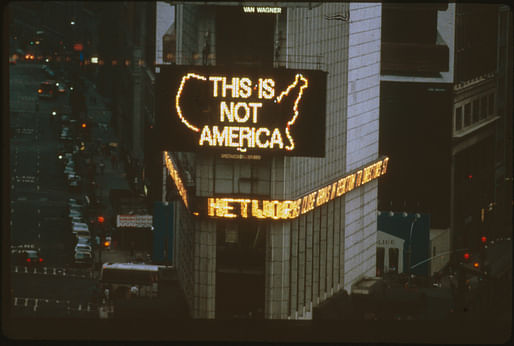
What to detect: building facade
<box><xmin>154</xmin><ymin>2</ymin><xmax>384</xmax><ymax>320</ymax></box>
<box><xmin>378</xmin><ymin>3</ymin><xmax>512</xmax><ymax>273</ymax></box>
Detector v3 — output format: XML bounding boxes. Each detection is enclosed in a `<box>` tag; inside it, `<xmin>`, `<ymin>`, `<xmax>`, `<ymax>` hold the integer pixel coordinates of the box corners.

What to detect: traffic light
<box><xmin>97</xmin><ymin>216</ymin><xmax>104</xmax><ymax>223</ymax></box>
<box><xmin>463</xmin><ymin>252</ymin><xmax>470</xmax><ymax>261</ymax></box>
<box><xmin>473</xmin><ymin>261</ymin><xmax>480</xmax><ymax>269</ymax></box>
<box><xmin>480</xmin><ymin>236</ymin><xmax>487</xmax><ymax>245</ymax></box>
<box><xmin>81</xmin><ymin>122</ymin><xmax>87</xmax><ymax>128</ymax></box>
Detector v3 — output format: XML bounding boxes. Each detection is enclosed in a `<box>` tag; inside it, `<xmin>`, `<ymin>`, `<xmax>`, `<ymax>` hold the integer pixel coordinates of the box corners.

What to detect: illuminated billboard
<box><xmin>156</xmin><ymin>65</ymin><xmax>327</xmax><ymax>157</ymax></box>
<box><xmin>198</xmin><ymin>157</ymin><xmax>389</xmax><ymax>220</ymax></box>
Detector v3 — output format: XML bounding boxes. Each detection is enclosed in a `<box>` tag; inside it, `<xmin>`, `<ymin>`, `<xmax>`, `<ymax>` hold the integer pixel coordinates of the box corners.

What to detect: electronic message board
<box><xmin>197</xmin><ymin>156</ymin><xmax>389</xmax><ymax>220</ymax></box>
<box><xmin>156</xmin><ymin>65</ymin><xmax>327</xmax><ymax>157</ymax></box>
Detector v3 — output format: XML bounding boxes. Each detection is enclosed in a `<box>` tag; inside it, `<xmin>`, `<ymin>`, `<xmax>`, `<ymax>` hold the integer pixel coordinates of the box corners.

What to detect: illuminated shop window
<box><xmin>455</xmin><ymin>107</ymin><xmax>462</xmax><ymax>131</ymax></box>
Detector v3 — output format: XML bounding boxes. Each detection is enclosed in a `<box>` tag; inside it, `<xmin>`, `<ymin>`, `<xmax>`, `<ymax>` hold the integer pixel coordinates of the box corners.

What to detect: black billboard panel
<box><xmin>156</xmin><ymin>65</ymin><xmax>327</xmax><ymax>157</ymax></box>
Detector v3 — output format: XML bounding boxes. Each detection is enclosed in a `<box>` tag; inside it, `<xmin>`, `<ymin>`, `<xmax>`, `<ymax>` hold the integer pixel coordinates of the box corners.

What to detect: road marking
<box><xmin>53</xmin><ymin>268</ymin><xmax>56</xmax><ymax>275</ymax></box>
<box><xmin>24</xmin><ymin>267</ymin><xmax>28</xmax><ymax>273</ymax></box>
<box><xmin>78</xmin><ymin>304</ymin><xmax>82</xmax><ymax>311</ymax></box>
<box><xmin>14</xmin><ymin>266</ymin><xmax>18</xmax><ymax>273</ymax></box>
<box><xmin>43</xmin><ymin>267</ymin><xmax>47</xmax><ymax>274</ymax></box>
<box><xmin>14</xmin><ymin>297</ymin><xmax>18</xmax><ymax>306</ymax></box>
<box><xmin>87</xmin><ymin>304</ymin><xmax>91</xmax><ymax>312</ymax></box>
<box><xmin>37</xmin><ymin>185</ymin><xmax>40</xmax><ymax>191</ymax></box>
<box><xmin>33</xmin><ymin>299</ymin><xmax>39</xmax><ymax>312</ymax></box>
<box><xmin>33</xmin><ymin>267</ymin><xmax>37</xmax><ymax>274</ymax></box>
<box><xmin>24</xmin><ymin>298</ymin><xmax>28</xmax><ymax>307</ymax></box>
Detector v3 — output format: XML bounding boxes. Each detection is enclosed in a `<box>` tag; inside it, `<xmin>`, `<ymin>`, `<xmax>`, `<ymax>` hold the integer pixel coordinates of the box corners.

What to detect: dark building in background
<box><xmin>378</xmin><ymin>3</ymin><xmax>512</xmax><ymax>275</ymax></box>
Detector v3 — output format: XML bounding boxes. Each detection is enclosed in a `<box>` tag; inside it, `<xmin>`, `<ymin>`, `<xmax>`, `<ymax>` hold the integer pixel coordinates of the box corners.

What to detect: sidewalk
<box><xmin>78</xmin><ymin>77</ymin><xmax>133</xmax><ymax>266</ymax></box>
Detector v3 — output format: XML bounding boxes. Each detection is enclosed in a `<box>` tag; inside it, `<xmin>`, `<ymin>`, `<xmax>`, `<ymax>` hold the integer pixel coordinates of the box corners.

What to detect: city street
<box><xmin>9</xmin><ymin>61</ymin><xmax>98</xmax><ymax>317</ymax></box>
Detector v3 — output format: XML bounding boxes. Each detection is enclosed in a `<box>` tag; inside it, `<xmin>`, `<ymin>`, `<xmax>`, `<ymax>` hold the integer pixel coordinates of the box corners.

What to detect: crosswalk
<box><xmin>12</xmin><ymin>265</ymin><xmax>95</xmax><ymax>279</ymax></box>
<box><xmin>12</xmin><ymin>296</ymin><xmax>99</xmax><ymax>314</ymax></box>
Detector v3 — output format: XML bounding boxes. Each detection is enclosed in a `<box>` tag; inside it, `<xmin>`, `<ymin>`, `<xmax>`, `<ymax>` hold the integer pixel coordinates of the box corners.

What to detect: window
<box><xmin>225</xmin><ymin>224</ymin><xmax>239</xmax><ymax>244</ymax></box>
<box><xmin>455</xmin><ymin>107</ymin><xmax>463</xmax><ymax>131</ymax></box>
<box><xmin>388</xmin><ymin>248</ymin><xmax>399</xmax><ymax>273</ymax></box>
<box><xmin>480</xmin><ymin>96</ymin><xmax>487</xmax><ymax>120</ymax></box>
<box><xmin>472</xmin><ymin>99</ymin><xmax>479</xmax><ymax>123</ymax></box>
<box><xmin>488</xmin><ymin>94</ymin><xmax>495</xmax><ymax>115</ymax></box>
<box><xmin>376</xmin><ymin>247</ymin><xmax>385</xmax><ymax>277</ymax></box>
<box><xmin>464</xmin><ymin>103</ymin><xmax>471</xmax><ymax>127</ymax></box>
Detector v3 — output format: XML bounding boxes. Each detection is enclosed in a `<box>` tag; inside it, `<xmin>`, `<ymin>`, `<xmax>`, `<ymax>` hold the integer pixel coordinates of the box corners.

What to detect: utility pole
<box><xmin>407</xmin><ymin>213</ymin><xmax>421</xmax><ymax>286</ymax></box>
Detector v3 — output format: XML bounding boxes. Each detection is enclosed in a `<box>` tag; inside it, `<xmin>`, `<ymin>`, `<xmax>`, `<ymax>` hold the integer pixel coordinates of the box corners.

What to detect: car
<box><xmin>75</xmin><ymin>244</ymin><xmax>93</xmax><ymax>253</ymax></box>
<box><xmin>70</xmin><ymin>215</ymin><xmax>87</xmax><ymax>224</ymax></box>
<box><xmin>73</xmin><ymin>251</ymin><xmax>93</xmax><ymax>266</ymax></box>
<box><xmin>67</xmin><ymin>174</ymin><xmax>82</xmax><ymax>183</ymax></box>
<box><xmin>57</xmin><ymin>82</ymin><xmax>67</xmax><ymax>94</ymax></box>
<box><xmin>72</xmin><ymin>221</ymin><xmax>89</xmax><ymax>228</ymax></box>
<box><xmin>37</xmin><ymin>80</ymin><xmax>57</xmax><ymax>98</ymax></box>
<box><xmin>66</xmin><ymin>205</ymin><xmax>84</xmax><ymax>213</ymax></box>
<box><xmin>11</xmin><ymin>245</ymin><xmax>43</xmax><ymax>266</ymax></box>
<box><xmin>77</xmin><ymin>236</ymin><xmax>92</xmax><ymax>245</ymax></box>
<box><xmin>64</xmin><ymin>166</ymin><xmax>76</xmax><ymax>174</ymax></box>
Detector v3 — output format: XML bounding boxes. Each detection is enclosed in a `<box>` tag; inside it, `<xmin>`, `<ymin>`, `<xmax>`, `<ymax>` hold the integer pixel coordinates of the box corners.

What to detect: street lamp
<box><xmin>407</xmin><ymin>213</ymin><xmax>421</xmax><ymax>286</ymax></box>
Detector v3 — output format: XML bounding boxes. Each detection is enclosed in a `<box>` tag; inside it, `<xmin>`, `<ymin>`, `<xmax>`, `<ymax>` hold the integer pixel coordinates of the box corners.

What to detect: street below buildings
<box><xmin>9</xmin><ymin>60</ymin><xmax>134</xmax><ymax>318</ymax></box>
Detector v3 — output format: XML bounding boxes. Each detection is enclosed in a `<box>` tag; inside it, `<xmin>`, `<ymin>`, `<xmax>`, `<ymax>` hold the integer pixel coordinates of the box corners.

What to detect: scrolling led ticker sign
<box><xmin>156</xmin><ymin>65</ymin><xmax>327</xmax><ymax>157</ymax></box>
<box><xmin>203</xmin><ymin>157</ymin><xmax>389</xmax><ymax>220</ymax></box>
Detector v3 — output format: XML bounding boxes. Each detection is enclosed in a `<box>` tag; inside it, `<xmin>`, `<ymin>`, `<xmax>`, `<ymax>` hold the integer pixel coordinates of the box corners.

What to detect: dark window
<box><xmin>376</xmin><ymin>247</ymin><xmax>385</xmax><ymax>277</ymax></box>
<box><xmin>388</xmin><ymin>248</ymin><xmax>399</xmax><ymax>273</ymax></box>
<box><xmin>472</xmin><ymin>99</ymin><xmax>479</xmax><ymax>123</ymax></box>
<box><xmin>455</xmin><ymin>107</ymin><xmax>463</xmax><ymax>130</ymax></box>
<box><xmin>464</xmin><ymin>103</ymin><xmax>471</xmax><ymax>127</ymax></box>
<box><xmin>488</xmin><ymin>94</ymin><xmax>495</xmax><ymax>115</ymax></box>
<box><xmin>480</xmin><ymin>96</ymin><xmax>487</xmax><ymax>120</ymax></box>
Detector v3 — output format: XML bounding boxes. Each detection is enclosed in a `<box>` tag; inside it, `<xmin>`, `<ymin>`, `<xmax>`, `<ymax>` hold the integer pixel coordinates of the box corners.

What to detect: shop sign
<box><xmin>203</xmin><ymin>156</ymin><xmax>389</xmax><ymax>220</ymax></box>
<box><xmin>116</xmin><ymin>214</ymin><xmax>153</xmax><ymax>228</ymax></box>
<box><xmin>156</xmin><ymin>65</ymin><xmax>327</xmax><ymax>157</ymax></box>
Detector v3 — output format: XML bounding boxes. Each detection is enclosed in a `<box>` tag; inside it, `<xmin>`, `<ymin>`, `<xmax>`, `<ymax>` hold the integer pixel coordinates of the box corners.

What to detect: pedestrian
<box><xmin>99</xmin><ymin>160</ymin><xmax>105</xmax><ymax>175</ymax></box>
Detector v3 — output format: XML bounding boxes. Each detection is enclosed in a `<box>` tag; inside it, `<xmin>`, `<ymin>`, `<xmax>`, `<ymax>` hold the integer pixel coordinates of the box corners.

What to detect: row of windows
<box><xmin>454</xmin><ymin>92</ymin><xmax>495</xmax><ymax>132</ymax></box>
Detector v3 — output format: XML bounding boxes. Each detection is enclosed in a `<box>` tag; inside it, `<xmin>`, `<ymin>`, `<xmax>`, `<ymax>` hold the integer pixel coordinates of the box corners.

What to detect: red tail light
<box><xmin>26</xmin><ymin>258</ymin><xmax>31</xmax><ymax>263</ymax></box>
<box><xmin>39</xmin><ymin>258</ymin><xmax>43</xmax><ymax>262</ymax></box>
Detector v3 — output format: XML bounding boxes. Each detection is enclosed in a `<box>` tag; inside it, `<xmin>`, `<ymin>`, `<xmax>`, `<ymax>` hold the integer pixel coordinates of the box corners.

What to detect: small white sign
<box><xmin>116</xmin><ymin>214</ymin><xmax>153</xmax><ymax>228</ymax></box>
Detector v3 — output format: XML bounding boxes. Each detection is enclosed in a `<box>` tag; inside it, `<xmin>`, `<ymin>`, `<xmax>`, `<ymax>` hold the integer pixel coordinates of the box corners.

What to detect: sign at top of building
<box><xmin>156</xmin><ymin>65</ymin><xmax>327</xmax><ymax>157</ymax></box>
